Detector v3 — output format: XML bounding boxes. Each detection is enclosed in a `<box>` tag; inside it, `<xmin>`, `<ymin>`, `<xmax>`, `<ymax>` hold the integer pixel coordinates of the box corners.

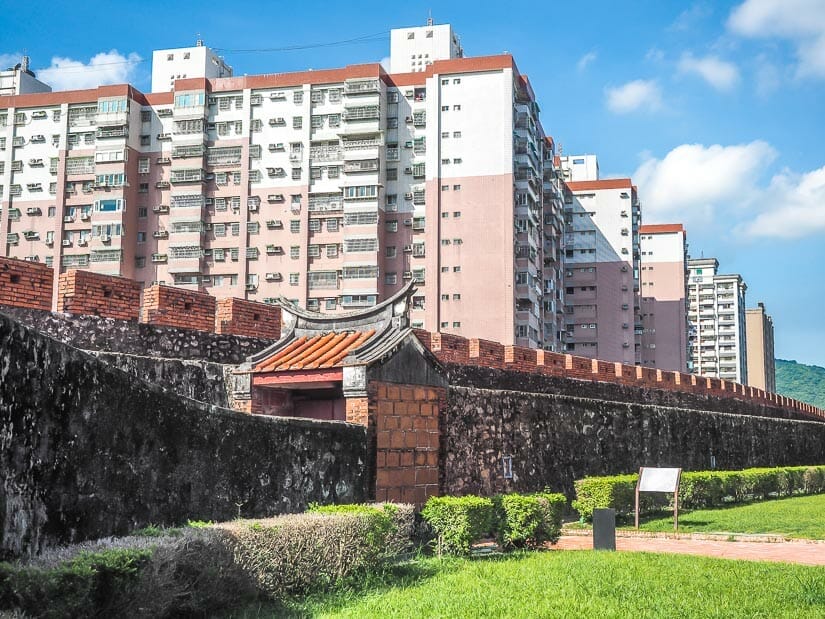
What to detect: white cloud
<box><xmin>645</xmin><ymin>48</ymin><xmax>665</xmax><ymax>63</ymax></box>
<box><xmin>754</xmin><ymin>54</ymin><xmax>782</xmax><ymax>96</ymax></box>
<box><xmin>670</xmin><ymin>3</ymin><xmax>713</xmax><ymax>31</ymax></box>
<box><xmin>577</xmin><ymin>51</ymin><xmax>597</xmax><ymax>72</ymax></box>
<box><xmin>728</xmin><ymin>0</ymin><xmax>825</xmax><ymax>78</ymax></box>
<box><xmin>739</xmin><ymin>165</ymin><xmax>825</xmax><ymax>238</ymax></box>
<box><xmin>605</xmin><ymin>80</ymin><xmax>662</xmax><ymax>114</ymax></box>
<box><xmin>633</xmin><ymin>141</ymin><xmax>776</xmax><ymax>223</ymax></box>
<box><xmin>678</xmin><ymin>53</ymin><xmax>741</xmax><ymax>91</ymax></box>
<box><xmin>0</xmin><ymin>53</ymin><xmax>23</xmax><ymax>70</ymax></box>
<box><xmin>35</xmin><ymin>50</ymin><xmax>142</xmax><ymax>91</ymax></box>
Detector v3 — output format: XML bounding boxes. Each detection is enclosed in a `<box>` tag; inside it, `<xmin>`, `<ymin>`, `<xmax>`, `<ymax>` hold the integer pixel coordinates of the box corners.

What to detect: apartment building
<box><xmin>541</xmin><ymin>138</ymin><xmax>566</xmax><ymax>352</ymax></box>
<box><xmin>687</xmin><ymin>258</ymin><xmax>748</xmax><ymax>382</ymax></box>
<box><xmin>745</xmin><ymin>302</ymin><xmax>776</xmax><ymax>392</ymax></box>
<box><xmin>561</xmin><ymin>171</ymin><xmax>642</xmax><ymax>364</ymax></box>
<box><xmin>0</xmin><ymin>56</ymin><xmax>51</xmax><ymax>97</ymax></box>
<box><xmin>638</xmin><ymin>223</ymin><xmax>688</xmax><ymax>371</ymax></box>
<box><xmin>0</xmin><ymin>24</ymin><xmax>557</xmax><ymax>348</ymax></box>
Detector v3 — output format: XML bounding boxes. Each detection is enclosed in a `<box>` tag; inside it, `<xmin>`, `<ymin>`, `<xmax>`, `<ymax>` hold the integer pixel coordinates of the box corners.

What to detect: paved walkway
<box><xmin>553</xmin><ymin>533</ymin><xmax>825</xmax><ymax>566</ymax></box>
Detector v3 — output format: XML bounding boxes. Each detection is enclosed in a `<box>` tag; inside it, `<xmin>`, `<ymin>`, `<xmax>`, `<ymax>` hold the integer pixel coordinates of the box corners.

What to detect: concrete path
<box><xmin>553</xmin><ymin>533</ymin><xmax>825</xmax><ymax>566</ymax></box>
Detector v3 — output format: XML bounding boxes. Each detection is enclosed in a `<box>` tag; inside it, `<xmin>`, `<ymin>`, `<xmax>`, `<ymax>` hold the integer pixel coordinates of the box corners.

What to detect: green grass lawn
<box><xmin>628</xmin><ymin>494</ymin><xmax>825</xmax><ymax>539</ymax></box>
<box><xmin>235</xmin><ymin>551</ymin><xmax>825</xmax><ymax>618</ymax></box>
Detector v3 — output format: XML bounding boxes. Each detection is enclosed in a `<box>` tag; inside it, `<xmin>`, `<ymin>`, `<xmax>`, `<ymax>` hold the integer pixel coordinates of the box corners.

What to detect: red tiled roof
<box><xmin>253</xmin><ymin>330</ymin><xmax>376</xmax><ymax>373</ymax></box>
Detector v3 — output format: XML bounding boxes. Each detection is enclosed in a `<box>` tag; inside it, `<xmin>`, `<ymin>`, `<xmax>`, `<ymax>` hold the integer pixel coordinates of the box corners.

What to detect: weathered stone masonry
<box><xmin>0</xmin><ymin>313</ymin><xmax>367</xmax><ymax>559</ymax></box>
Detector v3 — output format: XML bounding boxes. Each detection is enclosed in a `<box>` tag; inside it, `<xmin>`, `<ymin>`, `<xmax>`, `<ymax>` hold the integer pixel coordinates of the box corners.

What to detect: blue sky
<box><xmin>2</xmin><ymin>0</ymin><xmax>823</xmax><ymax>365</ymax></box>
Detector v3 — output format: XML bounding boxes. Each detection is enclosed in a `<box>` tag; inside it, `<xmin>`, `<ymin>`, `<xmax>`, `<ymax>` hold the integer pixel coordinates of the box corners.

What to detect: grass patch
<box><xmin>629</xmin><ymin>494</ymin><xmax>825</xmax><ymax>539</ymax></box>
<box><xmin>229</xmin><ymin>551</ymin><xmax>825</xmax><ymax>618</ymax></box>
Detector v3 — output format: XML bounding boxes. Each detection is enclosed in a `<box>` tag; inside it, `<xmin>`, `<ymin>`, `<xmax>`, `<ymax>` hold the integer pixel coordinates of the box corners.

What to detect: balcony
<box><xmin>343</xmin><ymin>159</ymin><xmax>379</xmax><ymax>174</ymax></box>
<box><xmin>151</xmin><ymin>253</ymin><xmax>168</xmax><ymax>263</ymax></box>
<box><xmin>343</xmin><ymin>106</ymin><xmax>380</xmax><ymax>122</ymax></box>
<box><xmin>344</xmin><ymin>80</ymin><xmax>381</xmax><ymax>95</ymax></box>
<box><xmin>170</xmin><ymin>169</ymin><xmax>206</xmax><ymax>184</ymax></box>
<box><xmin>96</xmin><ymin>126</ymin><xmax>128</xmax><ymax>139</ymax></box>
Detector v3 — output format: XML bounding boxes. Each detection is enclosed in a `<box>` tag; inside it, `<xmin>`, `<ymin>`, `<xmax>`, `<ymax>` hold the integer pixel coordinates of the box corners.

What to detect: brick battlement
<box><xmin>0</xmin><ymin>257</ymin><xmax>281</xmax><ymax>341</ymax></box>
<box><xmin>417</xmin><ymin>327</ymin><xmax>825</xmax><ymax>422</ymax></box>
<box><xmin>0</xmin><ymin>257</ymin><xmax>820</xmax><ymax>421</ymax></box>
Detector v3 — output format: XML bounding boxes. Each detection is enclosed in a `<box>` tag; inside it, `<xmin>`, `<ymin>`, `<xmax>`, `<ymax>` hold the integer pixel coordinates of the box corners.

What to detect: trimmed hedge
<box><xmin>495</xmin><ymin>492</ymin><xmax>567</xmax><ymax>549</ymax></box>
<box><xmin>573</xmin><ymin>465</ymin><xmax>825</xmax><ymax>520</ymax></box>
<box><xmin>420</xmin><ymin>496</ymin><xmax>496</xmax><ymax>556</ymax></box>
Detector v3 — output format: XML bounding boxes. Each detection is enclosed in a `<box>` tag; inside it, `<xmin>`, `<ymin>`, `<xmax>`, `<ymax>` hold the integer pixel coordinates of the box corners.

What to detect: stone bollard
<box><xmin>593</xmin><ymin>508</ymin><xmax>616</xmax><ymax>551</ymax></box>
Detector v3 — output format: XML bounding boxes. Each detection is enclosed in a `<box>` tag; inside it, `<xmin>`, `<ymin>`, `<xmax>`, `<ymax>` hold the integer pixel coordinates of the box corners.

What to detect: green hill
<box><xmin>775</xmin><ymin>359</ymin><xmax>825</xmax><ymax>409</ymax></box>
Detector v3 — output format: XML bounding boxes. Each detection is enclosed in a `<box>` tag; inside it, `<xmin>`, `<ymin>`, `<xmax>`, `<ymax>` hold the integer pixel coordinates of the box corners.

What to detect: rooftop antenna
<box><xmin>196</xmin><ymin>33</ymin><xmax>204</xmax><ymax>47</ymax></box>
<box><xmin>427</xmin><ymin>9</ymin><xmax>433</xmax><ymax>26</ymax></box>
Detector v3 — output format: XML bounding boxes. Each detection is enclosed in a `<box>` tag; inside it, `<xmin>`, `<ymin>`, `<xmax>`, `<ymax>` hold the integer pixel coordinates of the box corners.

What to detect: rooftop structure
<box><xmin>151</xmin><ymin>41</ymin><xmax>232</xmax><ymax>92</ymax></box>
<box><xmin>0</xmin><ymin>56</ymin><xmax>51</xmax><ymax>96</ymax></box>
<box><xmin>746</xmin><ymin>302</ymin><xmax>776</xmax><ymax>392</ymax></box>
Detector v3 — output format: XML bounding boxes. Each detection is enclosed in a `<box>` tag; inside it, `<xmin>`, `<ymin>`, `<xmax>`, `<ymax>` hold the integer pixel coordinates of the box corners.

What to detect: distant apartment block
<box><xmin>0</xmin><ymin>56</ymin><xmax>51</xmax><ymax>97</ymax></box>
<box><xmin>639</xmin><ymin>224</ymin><xmax>688</xmax><ymax>372</ymax></box>
<box><xmin>0</xmin><ymin>24</ymin><xmax>564</xmax><ymax>351</ymax></box>
<box><xmin>687</xmin><ymin>258</ymin><xmax>748</xmax><ymax>382</ymax></box>
<box><xmin>561</xmin><ymin>170</ymin><xmax>642</xmax><ymax>364</ymax></box>
<box><xmin>746</xmin><ymin>302</ymin><xmax>776</xmax><ymax>392</ymax></box>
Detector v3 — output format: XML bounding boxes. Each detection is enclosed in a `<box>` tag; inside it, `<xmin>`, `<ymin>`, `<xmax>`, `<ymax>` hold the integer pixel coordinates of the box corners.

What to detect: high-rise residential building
<box><xmin>558</xmin><ymin>154</ymin><xmax>598</xmax><ymax>182</ymax></box>
<box><xmin>0</xmin><ymin>23</ymin><xmax>556</xmax><ymax>348</ymax></box>
<box><xmin>745</xmin><ymin>302</ymin><xmax>776</xmax><ymax>392</ymax></box>
<box><xmin>151</xmin><ymin>41</ymin><xmax>233</xmax><ymax>92</ymax></box>
<box><xmin>561</xmin><ymin>166</ymin><xmax>642</xmax><ymax>364</ymax></box>
<box><xmin>541</xmin><ymin>138</ymin><xmax>566</xmax><ymax>352</ymax></box>
<box><xmin>687</xmin><ymin>258</ymin><xmax>748</xmax><ymax>383</ymax></box>
<box><xmin>389</xmin><ymin>21</ymin><xmax>463</xmax><ymax>73</ymax></box>
<box><xmin>639</xmin><ymin>223</ymin><xmax>688</xmax><ymax>371</ymax></box>
<box><xmin>0</xmin><ymin>56</ymin><xmax>51</xmax><ymax>97</ymax></box>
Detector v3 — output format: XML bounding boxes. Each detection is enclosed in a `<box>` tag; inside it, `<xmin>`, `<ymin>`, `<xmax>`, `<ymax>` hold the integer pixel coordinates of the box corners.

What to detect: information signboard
<box><xmin>635</xmin><ymin>467</ymin><xmax>682</xmax><ymax>530</ymax></box>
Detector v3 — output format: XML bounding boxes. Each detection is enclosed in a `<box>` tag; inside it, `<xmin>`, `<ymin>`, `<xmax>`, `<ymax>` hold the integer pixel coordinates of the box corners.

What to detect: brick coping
<box><xmin>561</xmin><ymin>526</ymin><xmax>825</xmax><ymax>544</ymax></box>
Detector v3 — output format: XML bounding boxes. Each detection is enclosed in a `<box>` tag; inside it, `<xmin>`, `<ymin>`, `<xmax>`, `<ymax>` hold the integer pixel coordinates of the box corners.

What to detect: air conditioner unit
<box><xmin>623</xmin><ymin>342</ymin><xmax>631</xmax><ymax>348</ymax></box>
<box><xmin>249</xmin><ymin>204</ymin><xmax>259</xmax><ymax>212</ymax></box>
<box><xmin>265</xmin><ymin>272</ymin><xmax>282</xmax><ymax>281</ymax></box>
<box><xmin>621</xmin><ymin>304</ymin><xmax>629</xmax><ymax>310</ymax></box>
<box><xmin>620</xmin><ymin>265</ymin><xmax>629</xmax><ymax>272</ymax></box>
<box><xmin>63</xmin><ymin>215</ymin><xmax>75</xmax><ymax>223</ymax></box>
<box><xmin>405</xmin><ymin>116</ymin><xmax>413</xmax><ymax>123</ymax></box>
<box><xmin>204</xmin><ymin>198</ymin><xmax>214</xmax><ymax>206</ymax></box>
<box><xmin>403</xmin><ymin>244</ymin><xmax>413</xmax><ymax>252</ymax></box>
<box><xmin>61</xmin><ymin>239</ymin><xmax>72</xmax><ymax>247</ymax></box>
<box><xmin>403</xmin><ymin>193</ymin><xmax>413</xmax><ymax>200</ymax></box>
<box><xmin>403</xmin><ymin>218</ymin><xmax>412</xmax><ymax>226</ymax></box>
<box><xmin>26</xmin><ymin>207</ymin><xmax>41</xmax><ymax>215</ymax></box>
<box><xmin>45</xmin><ymin>238</ymin><xmax>54</xmax><ymax>246</ymax></box>
<box><xmin>100</xmin><ymin>234</ymin><xmax>111</xmax><ymax>242</ymax></box>
<box><xmin>402</xmin><ymin>271</ymin><xmax>412</xmax><ymax>279</ymax></box>
<box><xmin>404</xmin><ymin>167</ymin><xmax>413</xmax><ymax>174</ymax></box>
<box><xmin>245</xmin><ymin>284</ymin><xmax>258</xmax><ymax>292</ymax></box>
<box><xmin>403</xmin><ymin>141</ymin><xmax>413</xmax><ymax>148</ymax></box>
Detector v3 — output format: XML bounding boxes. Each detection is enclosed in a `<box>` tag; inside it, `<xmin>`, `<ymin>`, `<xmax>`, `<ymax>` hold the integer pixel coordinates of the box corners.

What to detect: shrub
<box><xmin>572</xmin><ymin>465</ymin><xmax>825</xmax><ymax>520</ymax></box>
<box><xmin>219</xmin><ymin>511</ymin><xmax>396</xmax><ymax>597</ymax></box>
<box><xmin>420</xmin><ymin>495</ymin><xmax>495</xmax><ymax>556</ymax></box>
<box><xmin>0</xmin><ymin>548</ymin><xmax>152</xmax><ymax>618</ymax></box>
<box><xmin>495</xmin><ymin>492</ymin><xmax>566</xmax><ymax>549</ymax></box>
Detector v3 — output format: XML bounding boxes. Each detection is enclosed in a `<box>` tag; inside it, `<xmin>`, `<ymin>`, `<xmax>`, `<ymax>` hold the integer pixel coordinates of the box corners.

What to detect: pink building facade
<box><xmin>639</xmin><ymin>223</ymin><xmax>688</xmax><ymax>372</ymax></box>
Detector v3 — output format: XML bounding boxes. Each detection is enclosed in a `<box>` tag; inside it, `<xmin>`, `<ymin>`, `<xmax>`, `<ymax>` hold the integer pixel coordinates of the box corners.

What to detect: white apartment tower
<box><xmin>152</xmin><ymin>41</ymin><xmax>233</xmax><ymax>92</ymax></box>
<box><xmin>560</xmin><ymin>155</ymin><xmax>642</xmax><ymax>364</ymax></box>
<box><xmin>0</xmin><ymin>23</ymin><xmax>559</xmax><ymax>349</ymax></box>
<box><xmin>0</xmin><ymin>56</ymin><xmax>51</xmax><ymax>97</ymax></box>
<box><xmin>389</xmin><ymin>21</ymin><xmax>463</xmax><ymax>73</ymax></box>
<box><xmin>687</xmin><ymin>258</ymin><xmax>748</xmax><ymax>382</ymax></box>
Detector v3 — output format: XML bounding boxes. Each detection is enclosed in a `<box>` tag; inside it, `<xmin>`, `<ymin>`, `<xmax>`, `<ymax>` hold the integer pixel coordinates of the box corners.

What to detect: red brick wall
<box><xmin>215</xmin><ymin>298</ymin><xmax>281</xmax><ymax>340</ymax></box>
<box><xmin>140</xmin><ymin>284</ymin><xmax>216</xmax><ymax>332</ymax></box>
<box><xmin>0</xmin><ymin>256</ymin><xmax>53</xmax><ymax>311</ymax></box>
<box><xmin>58</xmin><ymin>270</ymin><xmax>141</xmax><ymax>321</ymax></box>
<box><xmin>372</xmin><ymin>381</ymin><xmax>443</xmax><ymax>506</ymax></box>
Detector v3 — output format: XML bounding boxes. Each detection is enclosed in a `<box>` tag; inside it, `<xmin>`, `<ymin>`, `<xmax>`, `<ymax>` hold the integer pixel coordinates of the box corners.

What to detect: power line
<box><xmin>212</xmin><ymin>31</ymin><xmax>388</xmax><ymax>54</ymax></box>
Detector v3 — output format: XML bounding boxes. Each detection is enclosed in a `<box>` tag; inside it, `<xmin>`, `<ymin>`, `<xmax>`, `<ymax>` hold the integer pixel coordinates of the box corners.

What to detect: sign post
<box><xmin>635</xmin><ymin>467</ymin><xmax>682</xmax><ymax>530</ymax></box>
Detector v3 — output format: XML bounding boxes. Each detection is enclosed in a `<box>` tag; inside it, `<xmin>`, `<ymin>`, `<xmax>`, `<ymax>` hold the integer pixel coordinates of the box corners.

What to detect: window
<box><xmin>453</xmin><ymin>105</ymin><xmax>461</xmax><ymax>111</ymax></box>
<box><xmin>441</xmin><ymin>105</ymin><xmax>449</xmax><ymax>112</ymax></box>
<box><xmin>247</xmin><ymin>222</ymin><xmax>260</xmax><ymax>234</ymax></box>
<box><xmin>291</xmin><ymin>168</ymin><xmax>302</xmax><ymax>180</ymax></box>
<box><xmin>309</xmin><ymin>219</ymin><xmax>321</xmax><ymax>232</ymax></box>
<box><xmin>453</xmin><ymin>158</ymin><xmax>462</xmax><ymax>164</ymax></box>
<box><xmin>136</xmin><ymin>232</ymin><xmax>146</xmax><ymax>243</ymax></box>
<box><xmin>453</xmin><ymin>78</ymin><xmax>461</xmax><ymax>84</ymax></box>
<box><xmin>386</xmin><ymin>168</ymin><xmax>398</xmax><ymax>181</ymax></box>
<box><xmin>138</xmin><ymin>183</ymin><xmax>149</xmax><ymax>193</ymax></box>
<box><xmin>441</xmin><ymin>185</ymin><xmax>449</xmax><ymax>191</ymax></box>
<box><xmin>293</xmin><ymin>117</ymin><xmax>303</xmax><ymax>129</ymax></box>
<box><xmin>135</xmin><ymin>256</ymin><xmax>146</xmax><ymax>268</ymax></box>
<box><xmin>290</xmin><ymin>220</ymin><xmax>300</xmax><ymax>233</ymax></box>
<box><xmin>138</xmin><ymin>158</ymin><xmax>150</xmax><ymax>173</ymax></box>
<box><xmin>293</xmin><ymin>91</ymin><xmax>303</xmax><ymax>104</ymax></box>
<box><xmin>441</xmin><ymin>79</ymin><xmax>449</xmax><ymax>86</ymax></box>
<box><xmin>289</xmin><ymin>273</ymin><xmax>299</xmax><ymax>285</ymax></box>
<box><xmin>453</xmin><ymin>293</ymin><xmax>461</xmax><ymax>300</ymax></box>
<box><xmin>326</xmin><ymin>298</ymin><xmax>337</xmax><ymax>310</ymax></box>
<box><xmin>385</xmin><ymin>220</ymin><xmax>398</xmax><ymax>232</ymax></box>
<box><xmin>441</xmin><ymin>131</ymin><xmax>450</xmax><ymax>138</ymax></box>
<box><xmin>385</xmin><ymin>272</ymin><xmax>397</xmax><ymax>285</ymax></box>
<box><xmin>290</xmin><ymin>246</ymin><xmax>300</xmax><ymax>259</ymax></box>
<box><xmin>441</xmin><ymin>158</ymin><xmax>450</xmax><ymax>165</ymax></box>
<box><xmin>385</xmin><ymin>246</ymin><xmax>396</xmax><ymax>258</ymax></box>
<box><xmin>48</xmin><ymin>206</ymin><xmax>56</xmax><ymax>217</ymax></box>
<box><xmin>453</xmin><ymin>322</ymin><xmax>461</xmax><ymax>328</ymax></box>
<box><xmin>453</xmin><ymin>266</ymin><xmax>461</xmax><ymax>272</ymax></box>
<box><xmin>453</xmin><ymin>131</ymin><xmax>462</xmax><ymax>138</ymax></box>
<box><xmin>453</xmin><ymin>211</ymin><xmax>461</xmax><ymax>217</ymax></box>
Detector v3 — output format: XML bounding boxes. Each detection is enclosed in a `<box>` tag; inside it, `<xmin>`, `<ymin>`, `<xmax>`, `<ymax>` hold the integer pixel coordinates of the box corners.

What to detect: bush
<box><xmin>220</xmin><ymin>511</ymin><xmax>396</xmax><ymax>597</ymax></box>
<box><xmin>420</xmin><ymin>495</ymin><xmax>495</xmax><ymax>556</ymax></box>
<box><xmin>495</xmin><ymin>492</ymin><xmax>566</xmax><ymax>549</ymax></box>
<box><xmin>573</xmin><ymin>465</ymin><xmax>825</xmax><ymax>520</ymax></box>
<box><xmin>0</xmin><ymin>548</ymin><xmax>152</xmax><ymax>618</ymax></box>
